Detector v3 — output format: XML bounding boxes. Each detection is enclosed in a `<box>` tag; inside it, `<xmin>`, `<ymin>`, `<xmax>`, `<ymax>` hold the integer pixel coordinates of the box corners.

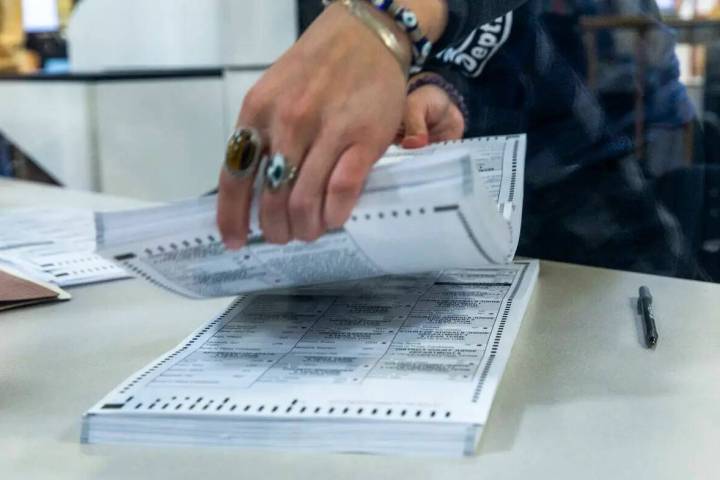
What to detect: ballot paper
<box><xmin>96</xmin><ymin>135</ymin><xmax>526</xmax><ymax>298</ymax></box>
<box><xmin>0</xmin><ymin>207</ymin><xmax>130</xmax><ymax>287</ymax></box>
<box><xmin>82</xmin><ymin>260</ymin><xmax>539</xmax><ymax>456</ymax></box>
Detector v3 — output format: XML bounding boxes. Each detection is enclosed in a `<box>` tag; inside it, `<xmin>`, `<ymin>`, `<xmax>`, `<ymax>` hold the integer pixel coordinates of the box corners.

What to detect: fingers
<box><xmin>217</xmin><ymin>85</ymin><xmax>272</xmax><ymax>250</ymax></box>
<box><xmin>401</xmin><ymin>96</ymin><xmax>430</xmax><ymax>149</ymax></box>
<box><xmin>430</xmin><ymin>105</ymin><xmax>465</xmax><ymax>143</ymax></box>
<box><xmin>400</xmin><ymin>85</ymin><xmax>465</xmax><ymax>149</ymax></box>
<box><xmin>324</xmin><ymin>144</ymin><xmax>380</xmax><ymax>229</ymax></box>
<box><xmin>401</xmin><ymin>133</ymin><xmax>430</xmax><ymax>149</ymax></box>
<box><xmin>259</xmin><ymin>97</ymin><xmax>318</xmax><ymax>244</ymax></box>
<box><xmin>288</xmin><ymin>125</ymin><xmax>349</xmax><ymax>242</ymax></box>
<box><xmin>259</xmin><ymin>144</ymin><xmax>310</xmax><ymax>245</ymax></box>
<box><xmin>220</xmin><ymin>87</ymin><xmax>460</xmax><ymax>249</ymax></box>
<box><xmin>217</xmin><ymin>167</ymin><xmax>256</xmax><ymax>250</ymax></box>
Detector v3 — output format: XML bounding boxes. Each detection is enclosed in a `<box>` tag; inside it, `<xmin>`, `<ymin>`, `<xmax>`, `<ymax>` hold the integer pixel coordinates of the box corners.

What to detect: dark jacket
<box><xmin>423</xmin><ymin>0</ymin><xmax>699</xmax><ymax>278</ymax></box>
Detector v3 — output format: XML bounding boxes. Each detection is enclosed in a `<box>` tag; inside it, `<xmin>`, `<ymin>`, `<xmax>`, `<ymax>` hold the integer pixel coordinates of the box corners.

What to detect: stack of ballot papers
<box><xmin>82</xmin><ymin>260</ymin><xmax>539</xmax><ymax>456</ymax></box>
<box><xmin>0</xmin><ymin>207</ymin><xmax>129</xmax><ymax>287</ymax></box>
<box><xmin>95</xmin><ymin>135</ymin><xmax>526</xmax><ymax>297</ymax></box>
<box><xmin>82</xmin><ymin>135</ymin><xmax>538</xmax><ymax>456</ymax></box>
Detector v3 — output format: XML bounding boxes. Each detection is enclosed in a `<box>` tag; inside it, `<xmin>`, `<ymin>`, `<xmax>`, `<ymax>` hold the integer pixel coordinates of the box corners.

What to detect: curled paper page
<box><xmin>95</xmin><ymin>135</ymin><xmax>526</xmax><ymax>298</ymax></box>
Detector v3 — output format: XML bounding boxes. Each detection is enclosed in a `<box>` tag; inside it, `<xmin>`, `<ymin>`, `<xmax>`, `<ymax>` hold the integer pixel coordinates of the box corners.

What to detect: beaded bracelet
<box><xmin>323</xmin><ymin>0</ymin><xmax>410</xmax><ymax>76</ymax></box>
<box><xmin>365</xmin><ymin>0</ymin><xmax>433</xmax><ymax>74</ymax></box>
<box><xmin>408</xmin><ymin>73</ymin><xmax>470</xmax><ymax>131</ymax></box>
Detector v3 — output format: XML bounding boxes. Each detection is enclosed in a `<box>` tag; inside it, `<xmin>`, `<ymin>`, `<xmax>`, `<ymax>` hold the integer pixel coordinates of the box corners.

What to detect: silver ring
<box><xmin>265</xmin><ymin>153</ymin><xmax>299</xmax><ymax>191</ymax></box>
<box><xmin>224</xmin><ymin>127</ymin><xmax>264</xmax><ymax>178</ymax></box>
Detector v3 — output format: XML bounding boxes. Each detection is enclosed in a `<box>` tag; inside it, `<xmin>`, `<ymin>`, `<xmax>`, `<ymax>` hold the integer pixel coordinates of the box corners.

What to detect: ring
<box><xmin>224</xmin><ymin>127</ymin><xmax>264</xmax><ymax>178</ymax></box>
<box><xmin>265</xmin><ymin>153</ymin><xmax>299</xmax><ymax>191</ymax></box>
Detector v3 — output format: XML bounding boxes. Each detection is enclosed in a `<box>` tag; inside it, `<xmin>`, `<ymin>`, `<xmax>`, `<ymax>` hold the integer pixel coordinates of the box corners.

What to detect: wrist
<box><xmin>323</xmin><ymin>0</ymin><xmax>446</xmax><ymax>75</ymax></box>
<box><xmin>325</xmin><ymin>2</ymin><xmax>412</xmax><ymax>74</ymax></box>
<box><xmin>362</xmin><ymin>0</ymin><xmax>444</xmax><ymax>73</ymax></box>
<box><xmin>357</xmin><ymin>3</ymin><xmax>414</xmax><ymax>69</ymax></box>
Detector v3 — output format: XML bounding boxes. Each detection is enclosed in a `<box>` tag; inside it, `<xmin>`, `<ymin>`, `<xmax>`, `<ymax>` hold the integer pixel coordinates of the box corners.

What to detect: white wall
<box><xmin>223</xmin><ymin>69</ymin><xmax>264</xmax><ymax>136</ymax></box>
<box><xmin>0</xmin><ymin>81</ymin><xmax>97</xmax><ymax>190</ymax></box>
<box><xmin>68</xmin><ymin>0</ymin><xmax>297</xmax><ymax>71</ymax></box>
<box><xmin>0</xmin><ymin>69</ymin><xmax>266</xmax><ymax>199</ymax></box>
<box><xmin>219</xmin><ymin>0</ymin><xmax>298</xmax><ymax>66</ymax></box>
<box><xmin>0</xmin><ymin>0</ymin><xmax>290</xmax><ymax>199</ymax></box>
<box><xmin>68</xmin><ymin>0</ymin><xmax>224</xmax><ymax>71</ymax></box>
<box><xmin>95</xmin><ymin>78</ymin><xmax>227</xmax><ymax>200</ymax></box>
<box><xmin>93</xmin><ymin>70</ymin><xmax>265</xmax><ymax>201</ymax></box>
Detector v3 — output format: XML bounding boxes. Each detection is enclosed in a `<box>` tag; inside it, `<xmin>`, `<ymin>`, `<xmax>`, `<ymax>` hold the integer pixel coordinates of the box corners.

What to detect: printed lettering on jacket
<box><xmin>435</xmin><ymin>13</ymin><xmax>513</xmax><ymax>78</ymax></box>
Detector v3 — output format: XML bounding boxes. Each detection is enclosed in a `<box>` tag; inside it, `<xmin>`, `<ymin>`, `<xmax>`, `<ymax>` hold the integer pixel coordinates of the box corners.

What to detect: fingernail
<box><xmin>402</xmin><ymin>135</ymin><xmax>429</xmax><ymax>149</ymax></box>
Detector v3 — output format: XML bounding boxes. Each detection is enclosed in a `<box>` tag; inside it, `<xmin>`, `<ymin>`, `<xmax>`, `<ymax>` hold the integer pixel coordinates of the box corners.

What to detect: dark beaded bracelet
<box><xmin>407</xmin><ymin>74</ymin><xmax>470</xmax><ymax>131</ymax></box>
<box><xmin>366</xmin><ymin>0</ymin><xmax>433</xmax><ymax>74</ymax></box>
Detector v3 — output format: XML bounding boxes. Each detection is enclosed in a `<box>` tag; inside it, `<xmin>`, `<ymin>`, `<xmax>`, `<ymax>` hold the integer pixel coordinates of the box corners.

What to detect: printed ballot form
<box><xmin>0</xmin><ymin>208</ymin><xmax>129</xmax><ymax>287</ymax></box>
<box><xmin>95</xmin><ymin>135</ymin><xmax>526</xmax><ymax>297</ymax></box>
<box><xmin>82</xmin><ymin>261</ymin><xmax>539</xmax><ymax>456</ymax></box>
<box><xmin>83</xmin><ymin>135</ymin><xmax>538</xmax><ymax>456</ymax></box>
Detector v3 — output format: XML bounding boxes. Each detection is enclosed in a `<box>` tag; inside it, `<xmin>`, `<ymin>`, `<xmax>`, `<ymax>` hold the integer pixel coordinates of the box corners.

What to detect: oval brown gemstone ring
<box><xmin>224</xmin><ymin>127</ymin><xmax>264</xmax><ymax>178</ymax></box>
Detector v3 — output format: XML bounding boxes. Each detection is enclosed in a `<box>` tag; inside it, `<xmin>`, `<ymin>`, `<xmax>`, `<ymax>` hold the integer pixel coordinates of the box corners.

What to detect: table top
<box><xmin>1</xmin><ymin>179</ymin><xmax>719</xmax><ymax>480</ymax></box>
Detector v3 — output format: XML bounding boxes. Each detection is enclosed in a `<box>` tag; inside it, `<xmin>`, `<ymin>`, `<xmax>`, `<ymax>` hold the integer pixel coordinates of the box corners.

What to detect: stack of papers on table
<box><xmin>0</xmin><ymin>207</ymin><xmax>129</xmax><ymax>288</ymax></box>
<box><xmin>82</xmin><ymin>135</ymin><xmax>537</xmax><ymax>456</ymax></box>
<box><xmin>82</xmin><ymin>260</ymin><xmax>539</xmax><ymax>456</ymax></box>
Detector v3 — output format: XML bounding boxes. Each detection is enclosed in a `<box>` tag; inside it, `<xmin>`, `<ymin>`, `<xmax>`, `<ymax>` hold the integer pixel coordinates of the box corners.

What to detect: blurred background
<box><xmin>0</xmin><ymin>0</ymin><xmax>718</xmax><ymax>281</ymax></box>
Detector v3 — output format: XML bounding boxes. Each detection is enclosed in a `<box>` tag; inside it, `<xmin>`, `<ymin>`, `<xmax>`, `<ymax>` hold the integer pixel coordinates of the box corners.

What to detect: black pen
<box><xmin>637</xmin><ymin>286</ymin><xmax>659</xmax><ymax>348</ymax></box>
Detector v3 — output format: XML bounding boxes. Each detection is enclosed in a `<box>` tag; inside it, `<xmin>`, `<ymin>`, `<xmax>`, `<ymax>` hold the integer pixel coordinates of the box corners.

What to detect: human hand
<box><xmin>218</xmin><ymin>5</ymin><xmax>410</xmax><ymax>249</ymax></box>
<box><xmin>398</xmin><ymin>78</ymin><xmax>465</xmax><ymax>149</ymax></box>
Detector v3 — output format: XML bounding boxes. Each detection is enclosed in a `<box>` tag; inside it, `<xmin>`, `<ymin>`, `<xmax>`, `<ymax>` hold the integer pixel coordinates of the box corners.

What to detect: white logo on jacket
<box><xmin>435</xmin><ymin>12</ymin><xmax>513</xmax><ymax>78</ymax></box>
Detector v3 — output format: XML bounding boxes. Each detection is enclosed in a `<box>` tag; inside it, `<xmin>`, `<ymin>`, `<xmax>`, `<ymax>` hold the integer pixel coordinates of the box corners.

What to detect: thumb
<box><xmin>401</xmin><ymin>99</ymin><xmax>429</xmax><ymax>149</ymax></box>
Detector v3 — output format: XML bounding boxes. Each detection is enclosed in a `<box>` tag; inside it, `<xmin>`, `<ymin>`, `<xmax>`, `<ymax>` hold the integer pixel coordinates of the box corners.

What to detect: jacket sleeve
<box><xmin>437</xmin><ymin>0</ymin><xmax>527</xmax><ymax>50</ymax></box>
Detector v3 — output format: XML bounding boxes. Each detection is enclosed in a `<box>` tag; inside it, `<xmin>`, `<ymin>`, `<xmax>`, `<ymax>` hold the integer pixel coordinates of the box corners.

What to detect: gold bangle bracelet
<box><xmin>324</xmin><ymin>0</ymin><xmax>410</xmax><ymax>77</ymax></box>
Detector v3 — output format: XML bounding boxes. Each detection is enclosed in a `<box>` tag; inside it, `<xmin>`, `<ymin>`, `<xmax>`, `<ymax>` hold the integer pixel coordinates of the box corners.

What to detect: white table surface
<box><xmin>1</xmin><ymin>179</ymin><xmax>719</xmax><ymax>480</ymax></box>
